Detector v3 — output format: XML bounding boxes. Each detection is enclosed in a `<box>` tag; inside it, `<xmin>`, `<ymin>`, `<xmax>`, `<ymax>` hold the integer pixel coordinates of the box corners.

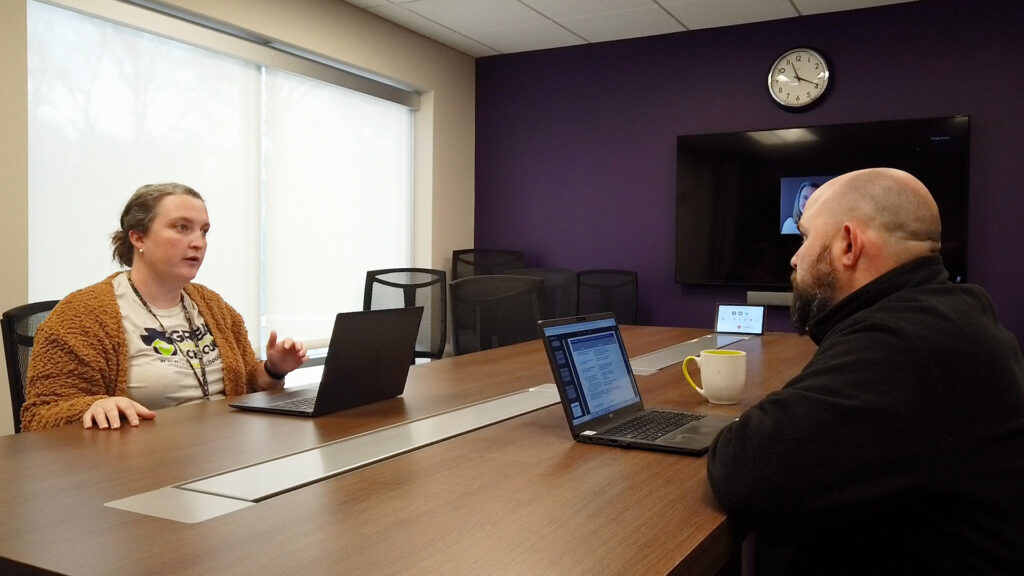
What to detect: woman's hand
<box><xmin>259</xmin><ymin>330</ymin><xmax>310</xmax><ymax>389</ymax></box>
<box><xmin>83</xmin><ymin>397</ymin><xmax>156</xmax><ymax>430</ymax></box>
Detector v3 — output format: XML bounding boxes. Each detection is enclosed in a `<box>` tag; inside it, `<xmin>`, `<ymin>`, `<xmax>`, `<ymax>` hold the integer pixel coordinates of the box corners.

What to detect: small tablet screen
<box><xmin>715</xmin><ymin>304</ymin><xmax>766</xmax><ymax>335</ymax></box>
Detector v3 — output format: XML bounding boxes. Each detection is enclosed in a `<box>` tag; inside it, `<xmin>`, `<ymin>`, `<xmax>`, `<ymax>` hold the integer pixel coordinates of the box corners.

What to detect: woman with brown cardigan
<box><xmin>21</xmin><ymin>183</ymin><xmax>308</xmax><ymax>431</ymax></box>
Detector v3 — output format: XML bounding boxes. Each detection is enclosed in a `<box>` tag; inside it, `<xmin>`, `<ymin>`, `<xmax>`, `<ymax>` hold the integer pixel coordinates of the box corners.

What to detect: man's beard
<box><xmin>790</xmin><ymin>245</ymin><xmax>838</xmax><ymax>335</ymax></box>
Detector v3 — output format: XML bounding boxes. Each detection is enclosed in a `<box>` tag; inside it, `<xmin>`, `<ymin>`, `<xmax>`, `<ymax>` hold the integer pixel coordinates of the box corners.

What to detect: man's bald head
<box><xmin>803</xmin><ymin>168</ymin><xmax>941</xmax><ymax>265</ymax></box>
<box><xmin>789</xmin><ymin>168</ymin><xmax>944</xmax><ymax>327</ymax></box>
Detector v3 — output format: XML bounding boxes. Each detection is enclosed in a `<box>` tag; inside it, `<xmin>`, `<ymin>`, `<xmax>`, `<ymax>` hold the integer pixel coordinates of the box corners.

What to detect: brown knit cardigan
<box><xmin>20</xmin><ymin>273</ymin><xmax>260</xmax><ymax>431</ymax></box>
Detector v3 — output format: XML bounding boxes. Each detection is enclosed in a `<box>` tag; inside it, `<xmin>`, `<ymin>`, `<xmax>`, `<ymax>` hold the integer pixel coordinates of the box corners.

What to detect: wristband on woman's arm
<box><xmin>263</xmin><ymin>359</ymin><xmax>287</xmax><ymax>380</ymax></box>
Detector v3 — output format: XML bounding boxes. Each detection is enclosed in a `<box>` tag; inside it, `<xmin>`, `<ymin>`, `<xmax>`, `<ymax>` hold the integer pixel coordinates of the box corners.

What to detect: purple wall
<box><xmin>475</xmin><ymin>0</ymin><xmax>1024</xmax><ymax>339</ymax></box>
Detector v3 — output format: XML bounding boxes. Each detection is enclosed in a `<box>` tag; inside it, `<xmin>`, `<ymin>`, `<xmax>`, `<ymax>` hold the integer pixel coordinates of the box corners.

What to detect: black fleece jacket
<box><xmin>707</xmin><ymin>255</ymin><xmax>1024</xmax><ymax>575</ymax></box>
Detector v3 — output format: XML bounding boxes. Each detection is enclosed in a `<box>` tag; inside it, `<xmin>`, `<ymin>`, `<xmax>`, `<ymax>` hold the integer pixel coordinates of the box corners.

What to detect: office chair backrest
<box><xmin>364</xmin><ymin>268</ymin><xmax>447</xmax><ymax>360</ymax></box>
<box><xmin>577</xmin><ymin>269</ymin><xmax>639</xmax><ymax>325</ymax></box>
<box><xmin>506</xmin><ymin>267</ymin><xmax>577</xmax><ymax>320</ymax></box>
<box><xmin>451</xmin><ymin>249</ymin><xmax>526</xmax><ymax>281</ymax></box>
<box><xmin>2</xmin><ymin>300</ymin><xmax>60</xmax><ymax>433</ymax></box>
<box><xmin>449</xmin><ymin>275</ymin><xmax>544</xmax><ymax>355</ymax></box>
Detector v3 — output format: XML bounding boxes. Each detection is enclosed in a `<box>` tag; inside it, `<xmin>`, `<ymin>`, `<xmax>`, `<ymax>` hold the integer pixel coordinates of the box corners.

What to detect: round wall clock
<box><xmin>768</xmin><ymin>48</ymin><xmax>831</xmax><ymax>110</ymax></box>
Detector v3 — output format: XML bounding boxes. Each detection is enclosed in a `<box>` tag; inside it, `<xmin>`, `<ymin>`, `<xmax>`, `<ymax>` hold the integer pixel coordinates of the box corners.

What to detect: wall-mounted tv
<box><xmin>675</xmin><ymin>116</ymin><xmax>970</xmax><ymax>289</ymax></box>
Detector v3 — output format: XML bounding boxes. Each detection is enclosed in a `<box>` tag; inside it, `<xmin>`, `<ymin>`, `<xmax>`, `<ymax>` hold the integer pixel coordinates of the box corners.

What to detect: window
<box><xmin>27</xmin><ymin>0</ymin><xmax>414</xmax><ymax>350</ymax></box>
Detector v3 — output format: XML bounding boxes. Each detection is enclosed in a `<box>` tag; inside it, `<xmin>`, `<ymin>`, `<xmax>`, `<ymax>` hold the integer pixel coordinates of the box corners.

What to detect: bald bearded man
<box><xmin>707</xmin><ymin>168</ymin><xmax>1024</xmax><ymax>575</ymax></box>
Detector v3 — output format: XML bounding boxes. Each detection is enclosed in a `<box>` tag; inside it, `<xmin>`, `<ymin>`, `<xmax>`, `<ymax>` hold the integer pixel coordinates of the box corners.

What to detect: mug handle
<box><xmin>682</xmin><ymin>355</ymin><xmax>706</xmax><ymax>398</ymax></box>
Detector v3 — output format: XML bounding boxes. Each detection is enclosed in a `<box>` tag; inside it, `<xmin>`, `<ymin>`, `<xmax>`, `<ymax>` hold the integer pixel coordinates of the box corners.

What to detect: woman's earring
<box><xmin>138</xmin><ymin>248</ymin><xmax>144</xmax><ymax>254</ymax></box>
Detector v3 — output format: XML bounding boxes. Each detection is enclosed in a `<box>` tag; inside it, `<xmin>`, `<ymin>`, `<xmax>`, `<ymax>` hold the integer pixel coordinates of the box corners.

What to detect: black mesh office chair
<box><xmin>577</xmin><ymin>269</ymin><xmax>638</xmax><ymax>325</ymax></box>
<box><xmin>451</xmin><ymin>249</ymin><xmax>526</xmax><ymax>281</ymax></box>
<box><xmin>364</xmin><ymin>268</ymin><xmax>447</xmax><ymax>360</ymax></box>
<box><xmin>2</xmin><ymin>300</ymin><xmax>60</xmax><ymax>433</ymax></box>
<box><xmin>449</xmin><ymin>275</ymin><xmax>544</xmax><ymax>355</ymax></box>
<box><xmin>506</xmin><ymin>267</ymin><xmax>577</xmax><ymax>320</ymax></box>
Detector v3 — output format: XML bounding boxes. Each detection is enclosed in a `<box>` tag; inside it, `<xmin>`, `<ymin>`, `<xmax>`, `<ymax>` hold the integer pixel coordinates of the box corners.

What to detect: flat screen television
<box><xmin>675</xmin><ymin>116</ymin><xmax>970</xmax><ymax>289</ymax></box>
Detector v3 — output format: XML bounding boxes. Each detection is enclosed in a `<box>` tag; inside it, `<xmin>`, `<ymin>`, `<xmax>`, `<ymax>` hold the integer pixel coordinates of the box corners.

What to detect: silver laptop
<box><xmin>539</xmin><ymin>313</ymin><xmax>736</xmax><ymax>455</ymax></box>
<box><xmin>230</xmin><ymin>307</ymin><xmax>423</xmax><ymax>417</ymax></box>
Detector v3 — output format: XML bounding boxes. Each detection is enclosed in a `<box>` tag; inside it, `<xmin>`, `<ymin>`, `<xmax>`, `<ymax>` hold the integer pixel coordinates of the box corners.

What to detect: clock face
<box><xmin>769</xmin><ymin>48</ymin><xmax>830</xmax><ymax>109</ymax></box>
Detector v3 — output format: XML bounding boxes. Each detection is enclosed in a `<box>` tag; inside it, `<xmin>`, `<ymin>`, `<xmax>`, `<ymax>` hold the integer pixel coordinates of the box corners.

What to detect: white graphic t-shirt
<box><xmin>113</xmin><ymin>273</ymin><xmax>225</xmax><ymax>409</ymax></box>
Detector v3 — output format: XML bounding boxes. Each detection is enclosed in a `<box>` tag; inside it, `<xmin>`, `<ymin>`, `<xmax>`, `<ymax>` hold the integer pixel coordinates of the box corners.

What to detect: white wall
<box><xmin>0</xmin><ymin>0</ymin><xmax>476</xmax><ymax>435</ymax></box>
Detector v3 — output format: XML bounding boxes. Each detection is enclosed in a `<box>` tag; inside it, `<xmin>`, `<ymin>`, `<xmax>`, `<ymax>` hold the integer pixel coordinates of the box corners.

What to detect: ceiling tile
<box><xmin>560</xmin><ymin>7</ymin><xmax>685</xmax><ymax>43</ymax></box>
<box><xmin>521</xmin><ymin>0</ymin><xmax>657</xmax><ymax>20</ymax></box>
<box><xmin>368</xmin><ymin>4</ymin><xmax>499</xmax><ymax>56</ymax></box>
<box><xmin>661</xmin><ymin>0</ymin><xmax>798</xmax><ymax>30</ymax></box>
<box><xmin>402</xmin><ymin>0</ymin><xmax>545</xmax><ymax>33</ymax></box>
<box><xmin>469</xmin><ymin>19</ymin><xmax>586</xmax><ymax>53</ymax></box>
<box><xmin>344</xmin><ymin>0</ymin><xmax>918</xmax><ymax>56</ymax></box>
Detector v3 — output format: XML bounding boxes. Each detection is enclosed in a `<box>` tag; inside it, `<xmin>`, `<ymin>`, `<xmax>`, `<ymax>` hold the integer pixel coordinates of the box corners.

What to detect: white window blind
<box><xmin>27</xmin><ymin>0</ymin><xmax>414</xmax><ymax>352</ymax></box>
<box><xmin>263</xmin><ymin>68</ymin><xmax>413</xmax><ymax>342</ymax></box>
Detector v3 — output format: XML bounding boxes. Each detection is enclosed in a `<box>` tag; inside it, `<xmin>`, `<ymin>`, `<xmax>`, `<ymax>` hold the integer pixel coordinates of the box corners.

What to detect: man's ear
<box><xmin>839</xmin><ymin>222</ymin><xmax>864</xmax><ymax>268</ymax></box>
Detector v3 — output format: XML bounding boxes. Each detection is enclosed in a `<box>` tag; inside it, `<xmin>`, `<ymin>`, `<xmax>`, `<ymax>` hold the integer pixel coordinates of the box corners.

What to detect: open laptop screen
<box><xmin>541</xmin><ymin>316</ymin><xmax>642</xmax><ymax>427</ymax></box>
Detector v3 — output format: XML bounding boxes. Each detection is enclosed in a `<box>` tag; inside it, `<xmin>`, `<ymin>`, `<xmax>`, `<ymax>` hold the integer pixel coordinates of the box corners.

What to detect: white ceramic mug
<box><xmin>682</xmin><ymin>349</ymin><xmax>746</xmax><ymax>404</ymax></box>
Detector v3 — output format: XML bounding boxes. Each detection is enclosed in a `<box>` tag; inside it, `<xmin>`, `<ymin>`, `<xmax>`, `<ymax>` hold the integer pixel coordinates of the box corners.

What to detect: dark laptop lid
<box><xmin>230</xmin><ymin>306</ymin><xmax>422</xmax><ymax>416</ymax></box>
<box><xmin>538</xmin><ymin>313</ymin><xmax>645</xmax><ymax>436</ymax></box>
<box><xmin>315</xmin><ymin>306</ymin><xmax>423</xmax><ymax>413</ymax></box>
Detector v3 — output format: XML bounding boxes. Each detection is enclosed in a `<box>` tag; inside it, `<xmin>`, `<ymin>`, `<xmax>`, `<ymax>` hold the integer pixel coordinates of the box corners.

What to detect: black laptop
<box><xmin>538</xmin><ymin>312</ymin><xmax>736</xmax><ymax>455</ymax></box>
<box><xmin>230</xmin><ymin>307</ymin><xmax>423</xmax><ymax>417</ymax></box>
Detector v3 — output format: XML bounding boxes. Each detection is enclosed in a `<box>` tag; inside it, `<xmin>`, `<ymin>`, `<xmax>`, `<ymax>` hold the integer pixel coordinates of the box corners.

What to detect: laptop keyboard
<box><xmin>604</xmin><ymin>410</ymin><xmax>704</xmax><ymax>440</ymax></box>
<box><xmin>270</xmin><ymin>396</ymin><xmax>317</xmax><ymax>411</ymax></box>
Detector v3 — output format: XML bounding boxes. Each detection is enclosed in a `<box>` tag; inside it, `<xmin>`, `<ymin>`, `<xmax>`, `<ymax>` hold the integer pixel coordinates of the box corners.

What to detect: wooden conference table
<box><xmin>0</xmin><ymin>326</ymin><xmax>816</xmax><ymax>576</ymax></box>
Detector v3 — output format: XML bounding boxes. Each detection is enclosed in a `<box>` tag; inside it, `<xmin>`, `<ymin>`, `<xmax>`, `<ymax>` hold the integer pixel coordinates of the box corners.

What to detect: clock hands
<box><xmin>792</xmin><ymin>70</ymin><xmax>820</xmax><ymax>88</ymax></box>
<box><xmin>775</xmin><ymin>68</ymin><xmax>822</xmax><ymax>88</ymax></box>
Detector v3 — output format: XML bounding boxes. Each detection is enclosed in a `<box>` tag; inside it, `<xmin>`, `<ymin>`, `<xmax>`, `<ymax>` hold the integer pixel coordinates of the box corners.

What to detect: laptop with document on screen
<box><xmin>230</xmin><ymin>307</ymin><xmax>423</xmax><ymax>417</ymax></box>
<box><xmin>538</xmin><ymin>313</ymin><xmax>736</xmax><ymax>455</ymax></box>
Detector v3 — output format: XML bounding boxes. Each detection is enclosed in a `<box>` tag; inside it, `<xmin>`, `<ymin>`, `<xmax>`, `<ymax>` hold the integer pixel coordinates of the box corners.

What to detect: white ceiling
<box><xmin>344</xmin><ymin>0</ymin><xmax>916</xmax><ymax>58</ymax></box>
